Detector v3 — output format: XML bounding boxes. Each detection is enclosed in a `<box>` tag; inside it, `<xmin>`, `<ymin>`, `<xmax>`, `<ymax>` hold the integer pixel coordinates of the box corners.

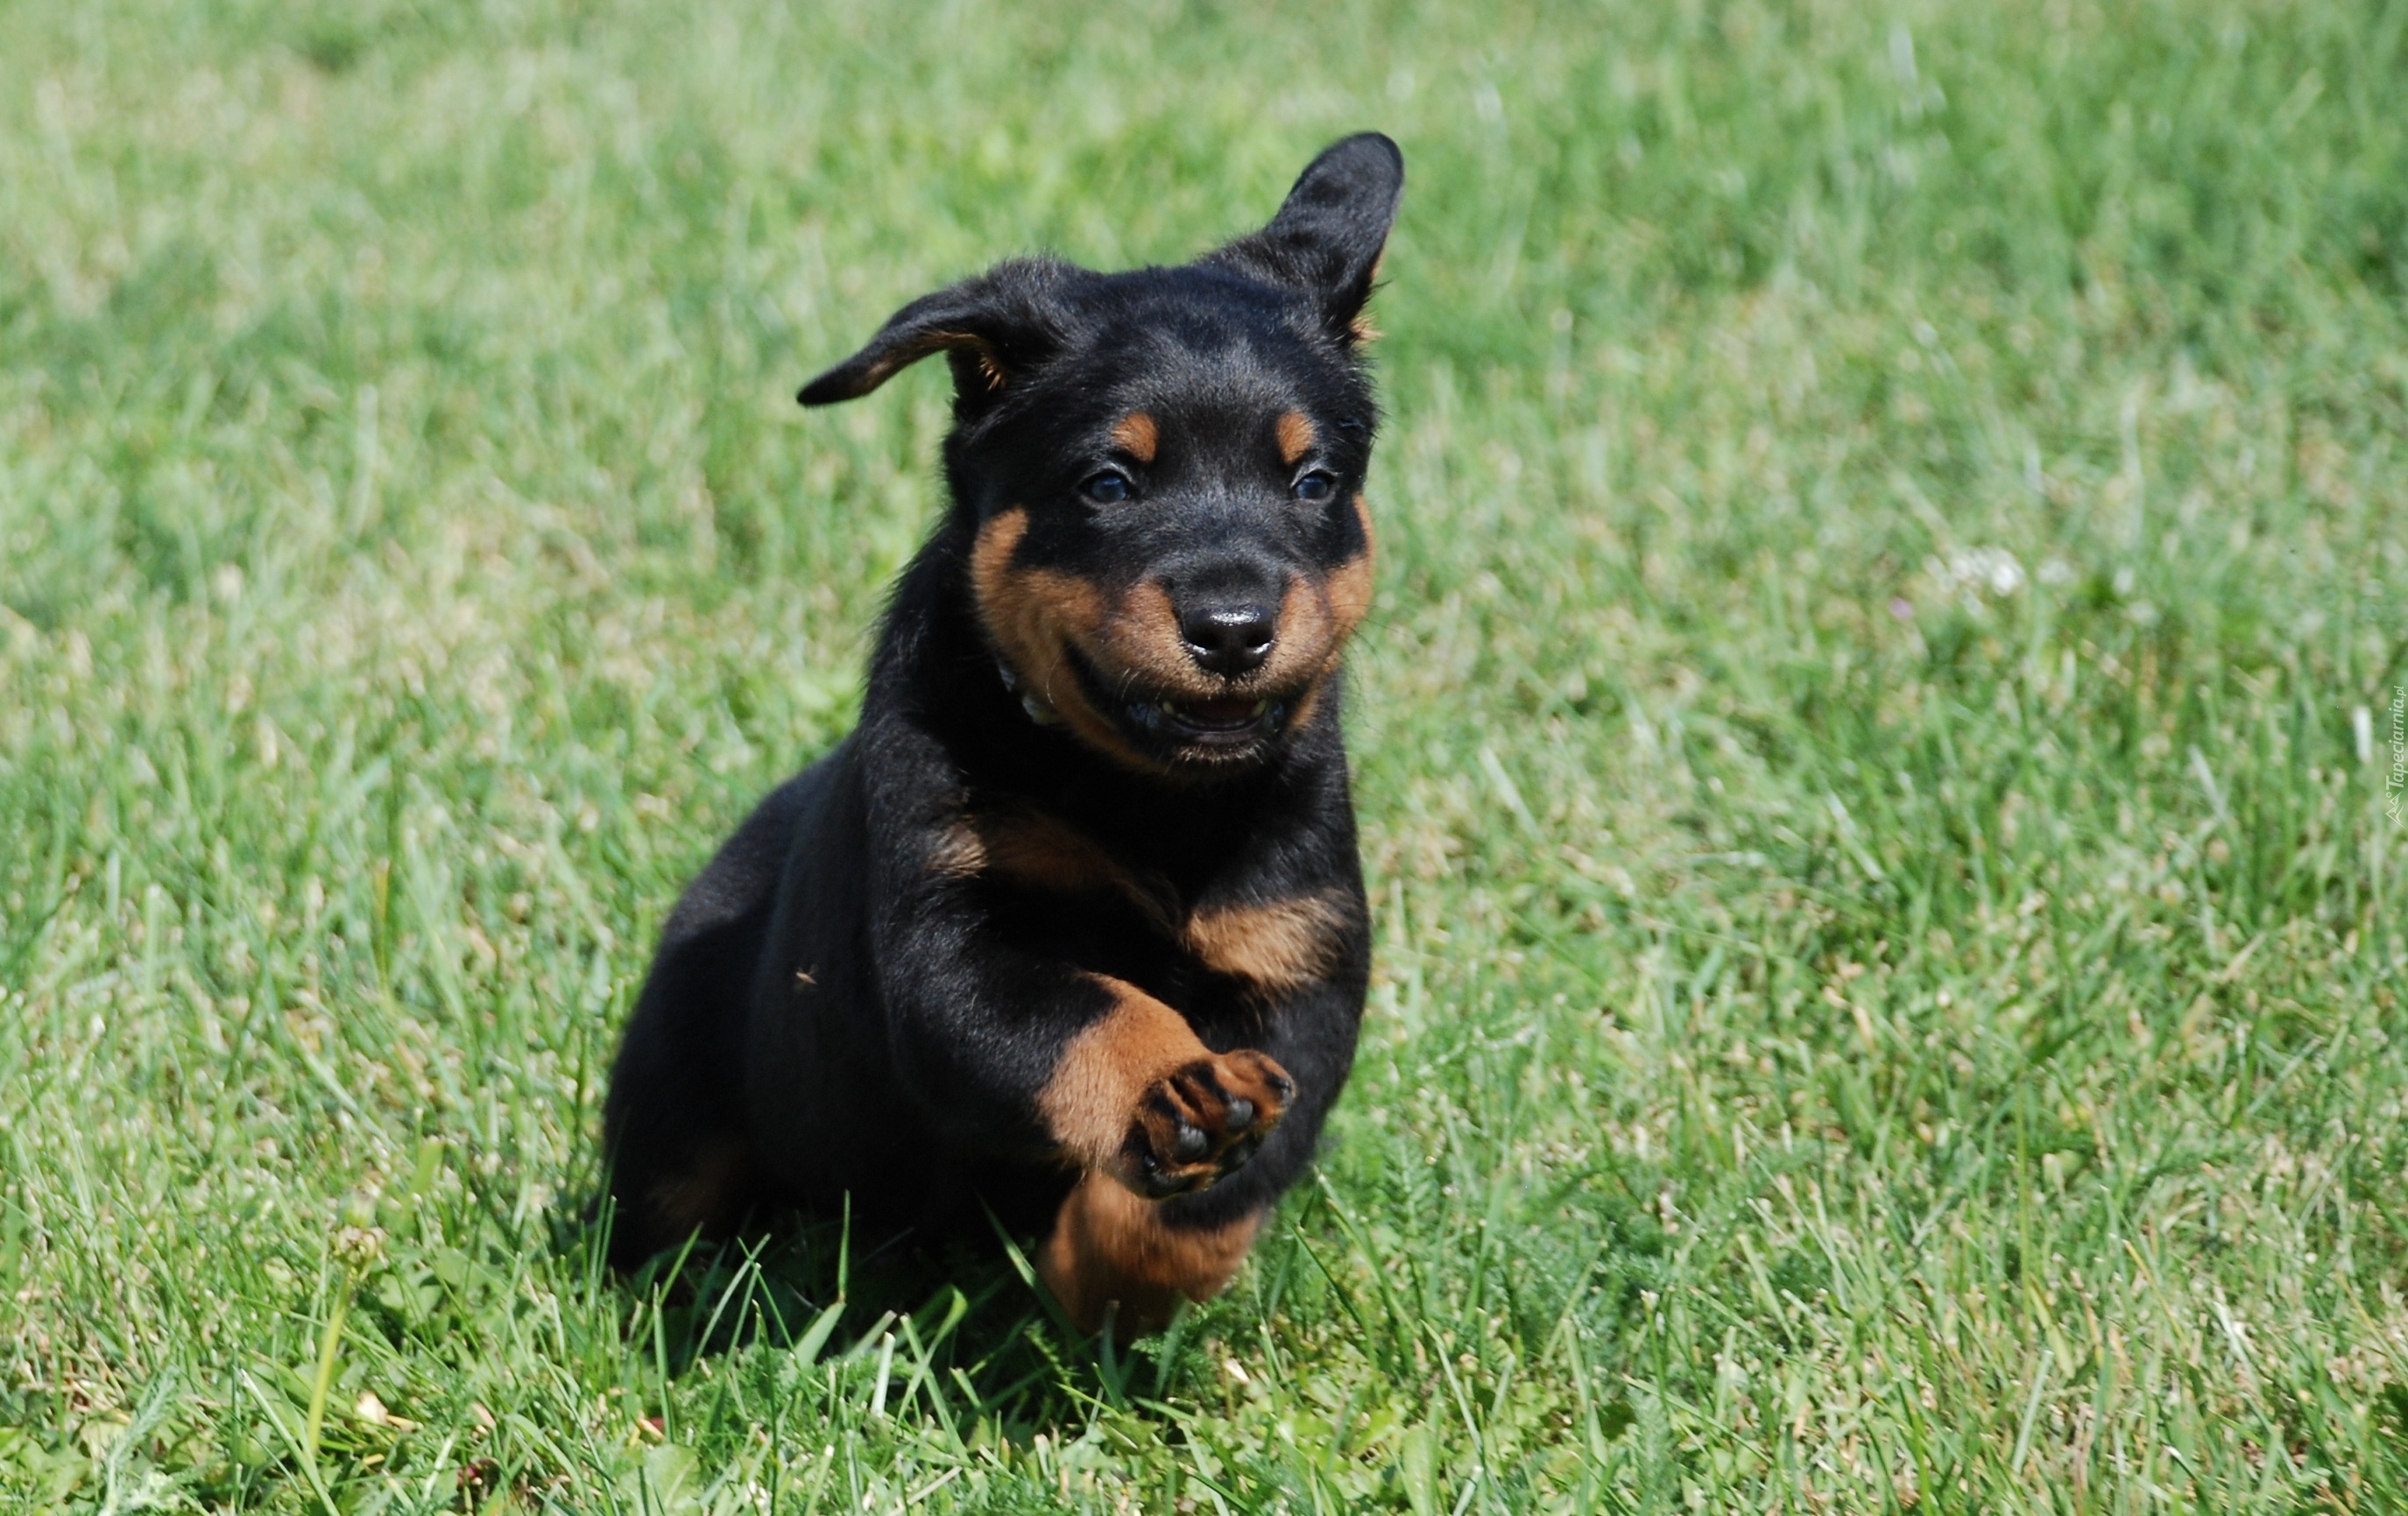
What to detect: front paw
<box><xmin>1117</xmin><ymin>1050</ymin><xmax>1295</xmax><ymax>1199</ymax></box>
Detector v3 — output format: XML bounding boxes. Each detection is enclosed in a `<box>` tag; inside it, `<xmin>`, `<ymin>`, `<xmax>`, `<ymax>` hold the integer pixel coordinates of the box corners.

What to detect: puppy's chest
<box><xmin>944</xmin><ymin>803</ymin><xmax>1353</xmax><ymax>1010</ymax></box>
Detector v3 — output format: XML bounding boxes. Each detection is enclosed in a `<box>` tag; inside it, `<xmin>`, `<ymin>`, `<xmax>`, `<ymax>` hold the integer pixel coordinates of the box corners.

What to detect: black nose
<box><xmin>1179</xmin><ymin>603</ymin><xmax>1277</xmax><ymax>677</ymax></box>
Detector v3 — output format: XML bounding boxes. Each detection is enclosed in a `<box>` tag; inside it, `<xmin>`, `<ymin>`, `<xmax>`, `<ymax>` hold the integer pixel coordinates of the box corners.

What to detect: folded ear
<box><xmin>798</xmin><ymin>257</ymin><xmax>1074</xmax><ymax>406</ymax></box>
<box><xmin>1204</xmin><ymin>132</ymin><xmax>1404</xmax><ymax>344</ymax></box>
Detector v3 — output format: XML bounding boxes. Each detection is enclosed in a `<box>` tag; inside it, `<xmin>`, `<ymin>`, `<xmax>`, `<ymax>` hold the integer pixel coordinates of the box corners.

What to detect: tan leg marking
<box><xmin>1183</xmin><ymin>892</ymin><xmax>1352</xmax><ymax>994</ymax></box>
<box><xmin>1038</xmin><ymin>976</ymin><xmax>1293</xmax><ymax>1195</ymax></box>
<box><xmin>1110</xmin><ymin>411</ymin><xmax>1159</xmax><ymax>463</ymax></box>
<box><xmin>1037</xmin><ymin>978</ymin><xmax>1209</xmax><ymax>1173</ymax></box>
<box><xmin>1040</xmin><ymin>1173</ymin><xmax>1264</xmax><ymax>1339</ymax></box>
<box><xmin>1275</xmin><ymin>409</ymin><xmax>1317</xmax><ymax>466</ymax></box>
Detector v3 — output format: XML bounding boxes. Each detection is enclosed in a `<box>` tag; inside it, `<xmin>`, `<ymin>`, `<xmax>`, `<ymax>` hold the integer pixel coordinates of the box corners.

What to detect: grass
<box><xmin>4</xmin><ymin>0</ymin><xmax>2407</xmax><ymax>1508</ymax></box>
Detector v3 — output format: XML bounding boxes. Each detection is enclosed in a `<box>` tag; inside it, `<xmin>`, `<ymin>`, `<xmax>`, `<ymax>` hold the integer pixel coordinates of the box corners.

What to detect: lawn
<box><xmin>4</xmin><ymin>0</ymin><xmax>2406</xmax><ymax>1509</ymax></box>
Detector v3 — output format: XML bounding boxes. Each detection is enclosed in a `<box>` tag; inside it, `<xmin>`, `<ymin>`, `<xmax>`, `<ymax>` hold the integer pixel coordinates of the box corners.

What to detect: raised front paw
<box><xmin>1117</xmin><ymin>1050</ymin><xmax>1295</xmax><ymax>1199</ymax></box>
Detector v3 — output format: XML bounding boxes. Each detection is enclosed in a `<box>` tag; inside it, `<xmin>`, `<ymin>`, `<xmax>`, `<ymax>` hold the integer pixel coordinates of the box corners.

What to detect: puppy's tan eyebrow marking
<box><xmin>1275</xmin><ymin>410</ymin><xmax>1317</xmax><ymax>466</ymax></box>
<box><xmin>1111</xmin><ymin>412</ymin><xmax>1159</xmax><ymax>463</ymax></box>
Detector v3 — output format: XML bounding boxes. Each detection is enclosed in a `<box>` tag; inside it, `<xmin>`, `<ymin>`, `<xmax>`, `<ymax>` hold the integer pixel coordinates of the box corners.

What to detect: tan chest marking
<box><xmin>939</xmin><ymin>805</ymin><xmax>1352</xmax><ymax>996</ymax></box>
<box><xmin>1182</xmin><ymin>892</ymin><xmax>1352</xmax><ymax>994</ymax></box>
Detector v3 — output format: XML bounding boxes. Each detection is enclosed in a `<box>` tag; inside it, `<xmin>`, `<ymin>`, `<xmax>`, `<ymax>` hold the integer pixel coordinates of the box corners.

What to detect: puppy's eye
<box><xmin>1293</xmin><ymin>470</ymin><xmax>1338</xmax><ymax>504</ymax></box>
<box><xmin>1081</xmin><ymin>471</ymin><xmax>1133</xmax><ymax>505</ymax></box>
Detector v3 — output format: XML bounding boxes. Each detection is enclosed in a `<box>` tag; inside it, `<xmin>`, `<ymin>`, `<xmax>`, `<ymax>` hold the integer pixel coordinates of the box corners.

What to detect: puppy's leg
<box><xmin>1025</xmin><ymin>975</ymin><xmax>1289</xmax><ymax>1337</ymax></box>
<box><xmin>602</xmin><ymin>982</ymin><xmax>754</xmax><ymax>1267</ymax></box>
<box><xmin>603</xmin><ymin>775</ymin><xmax>816</xmax><ymax>1268</ymax></box>
<box><xmin>1038</xmin><ymin>975</ymin><xmax>1296</xmax><ymax>1200</ymax></box>
<box><xmin>1039</xmin><ymin>1172</ymin><xmax>1262</xmax><ymax>1339</ymax></box>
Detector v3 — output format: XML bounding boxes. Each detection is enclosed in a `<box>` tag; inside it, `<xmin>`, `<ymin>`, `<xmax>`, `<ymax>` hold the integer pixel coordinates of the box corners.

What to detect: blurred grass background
<box><xmin>4</xmin><ymin>0</ymin><xmax>2406</xmax><ymax>1509</ymax></box>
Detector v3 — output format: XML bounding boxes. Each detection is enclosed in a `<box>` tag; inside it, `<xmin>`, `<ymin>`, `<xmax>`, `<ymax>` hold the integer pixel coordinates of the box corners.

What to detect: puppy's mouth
<box><xmin>1128</xmin><ymin>693</ymin><xmax>1286</xmax><ymax>747</ymax></box>
<box><xmin>1056</xmin><ymin>649</ymin><xmax>1294</xmax><ymax>761</ymax></box>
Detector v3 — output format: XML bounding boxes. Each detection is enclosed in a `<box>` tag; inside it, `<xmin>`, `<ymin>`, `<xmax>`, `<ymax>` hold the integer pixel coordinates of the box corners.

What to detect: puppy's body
<box><xmin>604</xmin><ymin>136</ymin><xmax>1402</xmax><ymax>1335</ymax></box>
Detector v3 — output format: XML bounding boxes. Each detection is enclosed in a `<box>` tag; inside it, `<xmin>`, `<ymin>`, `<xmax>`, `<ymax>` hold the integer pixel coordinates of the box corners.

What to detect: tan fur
<box><xmin>1110</xmin><ymin>411</ymin><xmax>1159</xmax><ymax>463</ymax></box>
<box><xmin>1036</xmin><ymin>977</ymin><xmax>1211</xmax><ymax>1171</ymax></box>
<box><xmin>1275</xmin><ymin>409</ymin><xmax>1317</xmax><ymax>466</ymax></box>
<box><xmin>851</xmin><ymin>328</ymin><xmax>1006</xmax><ymax>396</ymax></box>
<box><xmin>1325</xmin><ymin>556</ymin><xmax>1373</xmax><ymax>644</ymax></box>
<box><xmin>968</xmin><ymin>487</ymin><xmax>1377</xmax><ymax>772</ymax></box>
<box><xmin>1283</xmin><ymin>673</ymin><xmax>1331</xmax><ymax>736</ymax></box>
<box><xmin>928</xmin><ymin>821</ymin><xmax>986</xmax><ymax>878</ymax></box>
<box><xmin>1286</xmin><ymin>497</ymin><xmax>1375</xmax><ymax>734</ymax></box>
<box><xmin>951</xmin><ymin>810</ymin><xmax>1347</xmax><ymax>991</ymax></box>
<box><xmin>971</xmin><ymin>810</ymin><xmax>1177</xmax><ymax>929</ymax></box>
<box><xmin>1184</xmin><ymin>892</ymin><xmax>1352</xmax><ymax>993</ymax></box>
<box><xmin>1112</xmin><ymin>580</ymin><xmax>1215</xmax><ymax>689</ymax></box>
<box><xmin>1039</xmin><ymin>1172</ymin><xmax>1262</xmax><ymax>1338</ymax></box>
<box><xmin>1348</xmin><ymin>250</ymin><xmax>1388</xmax><ymax>344</ymax></box>
<box><xmin>969</xmin><ymin>510</ymin><xmax>1153</xmax><ymax>769</ymax></box>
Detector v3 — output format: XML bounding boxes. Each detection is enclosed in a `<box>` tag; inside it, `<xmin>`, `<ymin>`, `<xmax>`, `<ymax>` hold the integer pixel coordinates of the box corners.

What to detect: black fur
<box><xmin>603</xmin><ymin>135</ymin><xmax>1403</xmax><ymax>1293</ymax></box>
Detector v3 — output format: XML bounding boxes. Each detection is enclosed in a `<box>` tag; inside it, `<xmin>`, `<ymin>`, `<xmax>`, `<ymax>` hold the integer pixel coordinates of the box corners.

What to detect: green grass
<box><xmin>4</xmin><ymin>0</ymin><xmax>2408</xmax><ymax>1508</ymax></box>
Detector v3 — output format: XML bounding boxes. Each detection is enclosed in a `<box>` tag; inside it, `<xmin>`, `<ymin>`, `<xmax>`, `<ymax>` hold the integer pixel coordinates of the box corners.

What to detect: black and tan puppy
<box><xmin>602</xmin><ymin>133</ymin><xmax>1402</xmax><ymax>1337</ymax></box>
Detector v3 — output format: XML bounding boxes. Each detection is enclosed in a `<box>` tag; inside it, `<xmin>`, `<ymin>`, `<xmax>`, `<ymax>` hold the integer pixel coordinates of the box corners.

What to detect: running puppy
<box><xmin>603</xmin><ymin>133</ymin><xmax>1402</xmax><ymax>1337</ymax></box>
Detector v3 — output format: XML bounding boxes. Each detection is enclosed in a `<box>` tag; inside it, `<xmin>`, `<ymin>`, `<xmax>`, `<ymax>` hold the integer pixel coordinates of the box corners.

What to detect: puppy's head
<box><xmin>801</xmin><ymin>133</ymin><xmax>1403</xmax><ymax>777</ymax></box>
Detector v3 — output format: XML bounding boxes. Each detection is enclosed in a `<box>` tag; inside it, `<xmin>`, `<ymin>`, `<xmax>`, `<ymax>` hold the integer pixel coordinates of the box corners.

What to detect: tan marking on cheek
<box><xmin>1111</xmin><ymin>580</ymin><xmax>1210</xmax><ymax>690</ymax></box>
<box><xmin>1275</xmin><ymin>410</ymin><xmax>1317</xmax><ymax>467</ymax></box>
<box><xmin>1037</xmin><ymin>977</ymin><xmax>1211</xmax><ymax>1172</ymax></box>
<box><xmin>1252</xmin><ymin>495</ymin><xmax>1374</xmax><ymax>696</ymax></box>
<box><xmin>1325</xmin><ymin>553</ymin><xmax>1373</xmax><ymax>642</ymax></box>
<box><xmin>1110</xmin><ymin>411</ymin><xmax>1159</xmax><ymax>463</ymax></box>
<box><xmin>970</xmin><ymin>508</ymin><xmax>1034</xmax><ymax>621</ymax></box>
<box><xmin>1038</xmin><ymin>1173</ymin><xmax>1264</xmax><ymax>1339</ymax></box>
<box><xmin>1324</xmin><ymin>493</ymin><xmax>1377</xmax><ymax>641</ymax></box>
<box><xmin>1243</xmin><ymin>574</ymin><xmax>1324</xmax><ymax>694</ymax></box>
<box><xmin>971</xmin><ymin>510</ymin><xmax>1159</xmax><ymax>767</ymax></box>
<box><xmin>1284</xmin><ymin>671</ymin><xmax>1331</xmax><ymax>733</ymax></box>
<box><xmin>1184</xmin><ymin>892</ymin><xmax>1352</xmax><ymax>994</ymax></box>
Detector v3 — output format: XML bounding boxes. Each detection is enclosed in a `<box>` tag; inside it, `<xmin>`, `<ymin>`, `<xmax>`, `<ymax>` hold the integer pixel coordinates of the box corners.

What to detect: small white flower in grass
<box><xmin>1945</xmin><ymin>547</ymin><xmax>2025</xmax><ymax>597</ymax></box>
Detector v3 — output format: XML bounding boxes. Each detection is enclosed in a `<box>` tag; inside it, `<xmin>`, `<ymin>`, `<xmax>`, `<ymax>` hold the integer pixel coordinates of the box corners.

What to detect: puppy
<box><xmin>602</xmin><ymin>133</ymin><xmax>1402</xmax><ymax>1338</ymax></box>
